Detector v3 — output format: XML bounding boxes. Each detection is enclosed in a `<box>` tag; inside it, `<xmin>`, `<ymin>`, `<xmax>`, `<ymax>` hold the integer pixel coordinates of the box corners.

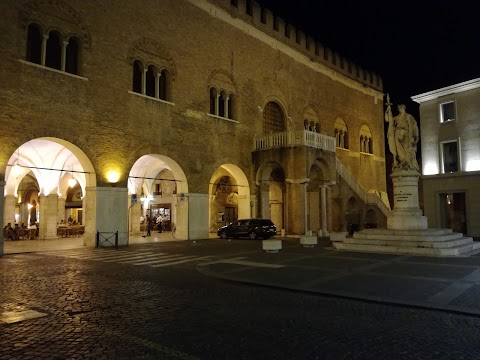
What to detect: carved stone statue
<box><xmin>385</xmin><ymin>94</ymin><xmax>420</xmax><ymax>172</ymax></box>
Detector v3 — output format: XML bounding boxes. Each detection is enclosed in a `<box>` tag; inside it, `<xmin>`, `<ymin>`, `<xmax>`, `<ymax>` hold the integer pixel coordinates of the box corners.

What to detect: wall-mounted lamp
<box><xmin>106</xmin><ymin>170</ymin><xmax>120</xmax><ymax>185</ymax></box>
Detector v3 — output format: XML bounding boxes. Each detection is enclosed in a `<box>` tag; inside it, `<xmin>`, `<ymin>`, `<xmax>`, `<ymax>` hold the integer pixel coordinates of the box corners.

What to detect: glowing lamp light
<box><xmin>27</xmin><ymin>203</ymin><xmax>33</xmax><ymax>210</ymax></box>
<box><xmin>423</xmin><ymin>161</ymin><xmax>439</xmax><ymax>176</ymax></box>
<box><xmin>466</xmin><ymin>160</ymin><xmax>480</xmax><ymax>172</ymax></box>
<box><xmin>106</xmin><ymin>170</ymin><xmax>120</xmax><ymax>184</ymax></box>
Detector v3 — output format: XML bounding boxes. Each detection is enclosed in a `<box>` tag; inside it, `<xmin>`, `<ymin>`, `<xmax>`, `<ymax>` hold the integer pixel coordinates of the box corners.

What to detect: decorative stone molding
<box><xmin>127</xmin><ymin>37</ymin><xmax>177</xmax><ymax>79</ymax></box>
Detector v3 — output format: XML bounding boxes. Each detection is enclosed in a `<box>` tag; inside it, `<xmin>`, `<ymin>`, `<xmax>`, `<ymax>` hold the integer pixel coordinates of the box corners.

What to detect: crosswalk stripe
<box><xmin>78</xmin><ymin>252</ymin><xmax>160</xmax><ymax>260</ymax></box>
<box><xmin>61</xmin><ymin>252</ymin><xmax>149</xmax><ymax>260</ymax></box>
<box><xmin>101</xmin><ymin>254</ymin><xmax>157</xmax><ymax>262</ymax></box>
<box><xmin>118</xmin><ymin>254</ymin><xmax>173</xmax><ymax>264</ymax></box>
<box><xmin>142</xmin><ymin>255</ymin><xmax>198</xmax><ymax>266</ymax></box>
<box><xmin>132</xmin><ymin>254</ymin><xmax>187</xmax><ymax>265</ymax></box>
<box><xmin>150</xmin><ymin>256</ymin><xmax>212</xmax><ymax>267</ymax></box>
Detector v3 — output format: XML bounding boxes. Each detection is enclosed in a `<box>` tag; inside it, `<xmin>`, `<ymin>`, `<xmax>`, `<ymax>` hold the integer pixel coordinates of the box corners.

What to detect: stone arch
<box><xmin>208</xmin><ymin>163</ymin><xmax>250</xmax><ymax>233</ymax></box>
<box><xmin>365</xmin><ymin>208</ymin><xmax>377</xmax><ymax>228</ymax></box>
<box><xmin>256</xmin><ymin>161</ymin><xmax>286</xmax><ymax>230</ymax></box>
<box><xmin>303</xmin><ymin>106</ymin><xmax>319</xmax><ymax>132</ymax></box>
<box><xmin>3</xmin><ymin>137</ymin><xmax>96</xmax><ymax>245</ymax></box>
<box><xmin>359</xmin><ymin>124</ymin><xmax>373</xmax><ymax>154</ymax></box>
<box><xmin>127</xmin><ymin>37</ymin><xmax>177</xmax><ymax>80</ymax></box>
<box><xmin>20</xmin><ymin>0</ymin><xmax>92</xmax><ymax>49</ymax></box>
<box><xmin>262</xmin><ymin>101</ymin><xmax>286</xmax><ymax>134</ymax></box>
<box><xmin>128</xmin><ymin>154</ymin><xmax>188</xmax><ymax>239</ymax></box>
<box><xmin>334</xmin><ymin>116</ymin><xmax>349</xmax><ymax>149</ymax></box>
<box><xmin>207</xmin><ymin>69</ymin><xmax>237</xmax><ymax>93</ymax></box>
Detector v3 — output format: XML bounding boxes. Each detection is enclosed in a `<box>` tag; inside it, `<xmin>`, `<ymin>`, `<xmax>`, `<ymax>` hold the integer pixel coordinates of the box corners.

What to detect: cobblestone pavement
<box><xmin>1</xmin><ymin>240</ymin><xmax>480</xmax><ymax>359</ymax></box>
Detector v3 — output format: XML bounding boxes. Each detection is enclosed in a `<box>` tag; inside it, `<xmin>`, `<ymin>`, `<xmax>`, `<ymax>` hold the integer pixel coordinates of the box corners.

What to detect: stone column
<box><xmin>327</xmin><ymin>186</ymin><xmax>333</xmax><ymax>235</ymax></box>
<box><xmin>3</xmin><ymin>195</ymin><xmax>16</xmax><ymax>226</ymax></box>
<box><xmin>215</xmin><ymin>94</ymin><xmax>220</xmax><ymax>116</ymax></box>
<box><xmin>250</xmin><ymin>194</ymin><xmax>257</xmax><ymax>219</ymax></box>
<box><xmin>259</xmin><ymin>183</ymin><xmax>270</xmax><ymax>219</ymax></box>
<box><xmin>225</xmin><ymin>95</ymin><xmax>230</xmax><ymax>118</ymax></box>
<box><xmin>61</xmin><ymin>41</ymin><xmax>68</xmax><ymax>71</ymax></box>
<box><xmin>41</xmin><ymin>35</ymin><xmax>48</xmax><ymax>66</ymax></box>
<box><xmin>285</xmin><ymin>179</ymin><xmax>308</xmax><ymax>235</ymax></box>
<box><xmin>340</xmin><ymin>132</ymin><xmax>345</xmax><ymax>148</ymax></box>
<box><xmin>155</xmin><ymin>72</ymin><xmax>161</xmax><ymax>98</ymax></box>
<box><xmin>0</xmin><ymin>181</ymin><xmax>5</xmax><ymax>256</ymax></box>
<box><xmin>185</xmin><ymin>193</ymin><xmax>209</xmax><ymax>240</ymax></box>
<box><xmin>39</xmin><ymin>194</ymin><xmax>59</xmax><ymax>240</ymax></box>
<box><xmin>303</xmin><ymin>183</ymin><xmax>308</xmax><ymax>235</ymax></box>
<box><xmin>83</xmin><ymin>187</ymin><xmax>97</xmax><ymax>247</ymax></box>
<box><xmin>142</xmin><ymin>69</ymin><xmax>147</xmax><ymax>95</ymax></box>
<box><xmin>57</xmin><ymin>197</ymin><xmax>66</xmax><ymax>224</ymax></box>
<box><xmin>20</xmin><ymin>202</ymin><xmax>29</xmax><ymax>226</ymax></box>
<box><xmin>130</xmin><ymin>201</ymin><xmax>142</xmax><ymax>235</ymax></box>
<box><xmin>95</xmin><ymin>187</ymin><xmax>128</xmax><ymax>247</ymax></box>
<box><xmin>321</xmin><ymin>185</ymin><xmax>328</xmax><ymax>236</ymax></box>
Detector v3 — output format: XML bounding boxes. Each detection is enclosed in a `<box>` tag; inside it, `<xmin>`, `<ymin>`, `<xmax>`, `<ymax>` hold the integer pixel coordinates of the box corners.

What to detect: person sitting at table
<box><xmin>21</xmin><ymin>223</ymin><xmax>27</xmax><ymax>229</ymax></box>
<box><xmin>67</xmin><ymin>215</ymin><xmax>73</xmax><ymax>225</ymax></box>
<box><xmin>5</xmin><ymin>223</ymin><xmax>15</xmax><ymax>240</ymax></box>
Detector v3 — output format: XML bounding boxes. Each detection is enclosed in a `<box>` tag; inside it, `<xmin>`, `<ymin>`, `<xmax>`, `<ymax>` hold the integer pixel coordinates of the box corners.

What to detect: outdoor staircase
<box><xmin>335</xmin><ymin>157</ymin><xmax>391</xmax><ymax>218</ymax></box>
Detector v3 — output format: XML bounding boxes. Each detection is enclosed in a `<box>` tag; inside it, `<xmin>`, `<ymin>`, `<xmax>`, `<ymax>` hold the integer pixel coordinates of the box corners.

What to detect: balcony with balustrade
<box><xmin>253</xmin><ymin>130</ymin><xmax>336</xmax><ymax>152</ymax></box>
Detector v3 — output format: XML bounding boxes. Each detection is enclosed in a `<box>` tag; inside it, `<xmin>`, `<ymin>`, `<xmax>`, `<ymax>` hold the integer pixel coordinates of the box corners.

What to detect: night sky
<box><xmin>256</xmin><ymin>0</ymin><xmax>480</xmax><ymax>118</ymax></box>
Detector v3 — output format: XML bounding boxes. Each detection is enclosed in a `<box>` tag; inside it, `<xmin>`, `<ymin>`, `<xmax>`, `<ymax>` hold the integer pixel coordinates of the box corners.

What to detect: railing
<box><xmin>254</xmin><ymin>130</ymin><xmax>336</xmax><ymax>152</ymax></box>
<box><xmin>96</xmin><ymin>231</ymin><xmax>119</xmax><ymax>249</ymax></box>
<box><xmin>336</xmin><ymin>157</ymin><xmax>391</xmax><ymax>217</ymax></box>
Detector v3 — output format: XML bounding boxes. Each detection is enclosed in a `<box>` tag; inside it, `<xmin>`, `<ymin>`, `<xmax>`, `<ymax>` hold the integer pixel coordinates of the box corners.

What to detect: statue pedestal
<box><xmin>387</xmin><ymin>170</ymin><xmax>427</xmax><ymax>230</ymax></box>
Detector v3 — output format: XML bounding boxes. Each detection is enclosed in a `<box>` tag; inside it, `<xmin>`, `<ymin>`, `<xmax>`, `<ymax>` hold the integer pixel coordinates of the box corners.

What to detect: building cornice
<box><xmin>187</xmin><ymin>0</ymin><xmax>384</xmax><ymax>101</ymax></box>
<box><xmin>411</xmin><ymin>78</ymin><xmax>480</xmax><ymax>103</ymax></box>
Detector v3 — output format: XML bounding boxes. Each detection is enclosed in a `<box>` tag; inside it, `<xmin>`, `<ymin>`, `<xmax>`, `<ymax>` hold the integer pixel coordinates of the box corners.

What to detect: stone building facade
<box><xmin>412</xmin><ymin>78</ymin><xmax>480</xmax><ymax>239</ymax></box>
<box><xmin>0</xmin><ymin>0</ymin><xmax>388</xmax><ymax>254</ymax></box>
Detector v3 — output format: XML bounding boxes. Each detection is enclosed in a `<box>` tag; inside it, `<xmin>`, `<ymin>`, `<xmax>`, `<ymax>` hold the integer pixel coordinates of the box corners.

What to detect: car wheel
<box><xmin>249</xmin><ymin>231</ymin><xmax>257</xmax><ymax>240</ymax></box>
<box><xmin>220</xmin><ymin>232</ymin><xmax>228</xmax><ymax>239</ymax></box>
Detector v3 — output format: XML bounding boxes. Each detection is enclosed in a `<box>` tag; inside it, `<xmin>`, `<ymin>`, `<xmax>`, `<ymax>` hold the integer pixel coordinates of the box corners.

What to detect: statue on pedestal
<box><xmin>385</xmin><ymin>94</ymin><xmax>420</xmax><ymax>172</ymax></box>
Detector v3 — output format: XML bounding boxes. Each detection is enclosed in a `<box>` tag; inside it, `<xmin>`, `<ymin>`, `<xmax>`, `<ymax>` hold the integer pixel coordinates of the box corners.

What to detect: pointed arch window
<box><xmin>26</xmin><ymin>23</ymin><xmax>42</xmax><ymax>64</ymax></box>
<box><xmin>263</xmin><ymin>102</ymin><xmax>285</xmax><ymax>134</ymax></box>
<box><xmin>65</xmin><ymin>36</ymin><xmax>80</xmax><ymax>75</ymax></box>
<box><xmin>45</xmin><ymin>31</ymin><xmax>62</xmax><ymax>70</ymax></box>
<box><xmin>26</xmin><ymin>23</ymin><xmax>82</xmax><ymax>75</ymax></box>
<box><xmin>132</xmin><ymin>61</ymin><xmax>172</xmax><ymax>102</ymax></box>
<box><xmin>359</xmin><ymin>125</ymin><xmax>373</xmax><ymax>154</ymax></box>
<box><xmin>334</xmin><ymin>117</ymin><xmax>349</xmax><ymax>149</ymax></box>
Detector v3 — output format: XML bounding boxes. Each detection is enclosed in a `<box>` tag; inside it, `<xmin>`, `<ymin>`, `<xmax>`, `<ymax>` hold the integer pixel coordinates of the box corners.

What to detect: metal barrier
<box><xmin>96</xmin><ymin>231</ymin><xmax>119</xmax><ymax>249</ymax></box>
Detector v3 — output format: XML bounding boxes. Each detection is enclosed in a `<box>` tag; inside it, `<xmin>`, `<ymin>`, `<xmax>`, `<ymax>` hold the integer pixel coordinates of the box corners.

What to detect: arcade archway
<box><xmin>3</xmin><ymin>137</ymin><xmax>96</xmax><ymax>244</ymax></box>
<box><xmin>209</xmin><ymin>164</ymin><xmax>250</xmax><ymax>233</ymax></box>
<box><xmin>128</xmin><ymin>154</ymin><xmax>188</xmax><ymax>240</ymax></box>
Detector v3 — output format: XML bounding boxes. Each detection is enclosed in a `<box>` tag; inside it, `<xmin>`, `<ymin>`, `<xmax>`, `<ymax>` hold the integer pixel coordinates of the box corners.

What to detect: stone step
<box><xmin>352</xmin><ymin>232</ymin><xmax>465</xmax><ymax>243</ymax></box>
<box><xmin>358</xmin><ymin>228</ymin><xmax>454</xmax><ymax>236</ymax></box>
<box><xmin>334</xmin><ymin>240</ymin><xmax>480</xmax><ymax>257</ymax></box>
<box><xmin>344</xmin><ymin>236</ymin><xmax>473</xmax><ymax>249</ymax></box>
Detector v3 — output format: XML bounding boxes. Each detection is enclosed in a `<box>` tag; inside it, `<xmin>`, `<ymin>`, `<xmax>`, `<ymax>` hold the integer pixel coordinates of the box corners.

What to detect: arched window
<box><xmin>132</xmin><ymin>60</ymin><xmax>143</xmax><ymax>93</ymax></box>
<box><xmin>315</xmin><ymin>122</ymin><xmax>320</xmax><ymax>133</ymax></box>
<box><xmin>304</xmin><ymin>107</ymin><xmax>319</xmax><ymax>133</ymax></box>
<box><xmin>334</xmin><ymin>117</ymin><xmax>349</xmax><ymax>149</ymax></box>
<box><xmin>209</xmin><ymin>88</ymin><xmax>217</xmax><ymax>115</ymax></box>
<box><xmin>359</xmin><ymin>125</ymin><xmax>373</xmax><ymax>154</ymax></box>
<box><xmin>65</xmin><ymin>36</ymin><xmax>80</xmax><ymax>75</ymax></box>
<box><xmin>219</xmin><ymin>91</ymin><xmax>226</xmax><ymax>117</ymax></box>
<box><xmin>263</xmin><ymin>102</ymin><xmax>285</xmax><ymax>134</ymax></box>
<box><xmin>145</xmin><ymin>65</ymin><xmax>156</xmax><ymax>97</ymax></box>
<box><xmin>26</xmin><ymin>23</ymin><xmax>42</xmax><ymax>64</ymax></box>
<box><xmin>228</xmin><ymin>94</ymin><xmax>235</xmax><ymax>119</ymax></box>
<box><xmin>159</xmin><ymin>69</ymin><xmax>170</xmax><ymax>101</ymax></box>
<box><xmin>45</xmin><ymin>31</ymin><xmax>62</xmax><ymax>70</ymax></box>
<box><xmin>208</xmin><ymin>71</ymin><xmax>236</xmax><ymax>120</ymax></box>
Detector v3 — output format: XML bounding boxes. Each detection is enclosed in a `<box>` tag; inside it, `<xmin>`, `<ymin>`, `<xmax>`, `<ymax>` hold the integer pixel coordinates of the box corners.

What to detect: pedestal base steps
<box><xmin>332</xmin><ymin>228</ymin><xmax>480</xmax><ymax>256</ymax></box>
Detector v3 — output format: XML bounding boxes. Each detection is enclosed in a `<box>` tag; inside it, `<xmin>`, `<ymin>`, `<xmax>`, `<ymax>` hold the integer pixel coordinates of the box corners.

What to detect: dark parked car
<box><xmin>217</xmin><ymin>219</ymin><xmax>277</xmax><ymax>240</ymax></box>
